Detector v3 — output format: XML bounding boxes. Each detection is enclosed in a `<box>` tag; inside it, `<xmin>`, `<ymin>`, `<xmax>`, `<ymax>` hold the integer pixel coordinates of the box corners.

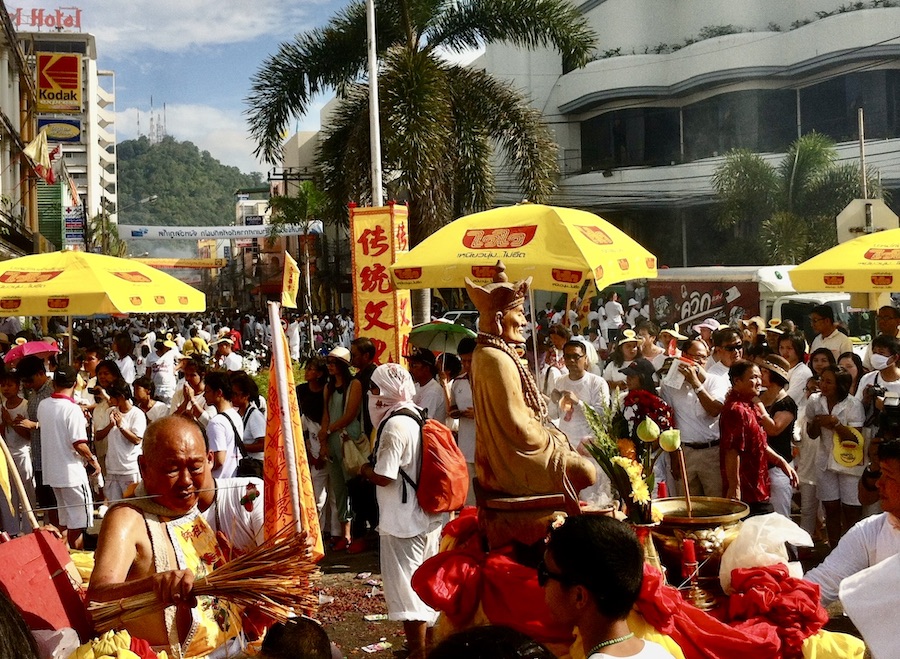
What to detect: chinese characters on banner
<box><xmin>350</xmin><ymin>204</ymin><xmax>412</xmax><ymax>363</ymax></box>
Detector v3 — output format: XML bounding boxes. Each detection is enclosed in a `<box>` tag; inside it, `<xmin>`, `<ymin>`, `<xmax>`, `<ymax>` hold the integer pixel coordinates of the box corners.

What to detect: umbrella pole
<box><xmin>68</xmin><ymin>315</ymin><xmax>73</xmax><ymax>366</ymax></box>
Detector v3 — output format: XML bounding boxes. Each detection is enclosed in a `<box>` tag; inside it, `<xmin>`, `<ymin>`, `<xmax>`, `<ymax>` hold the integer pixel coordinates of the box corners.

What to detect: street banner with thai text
<box><xmin>118</xmin><ymin>221</ymin><xmax>323</xmax><ymax>240</ymax></box>
<box><xmin>350</xmin><ymin>204</ymin><xmax>412</xmax><ymax>364</ymax></box>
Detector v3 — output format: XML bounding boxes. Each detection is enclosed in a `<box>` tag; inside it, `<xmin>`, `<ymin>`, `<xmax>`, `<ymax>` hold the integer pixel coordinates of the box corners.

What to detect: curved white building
<box><xmin>479</xmin><ymin>0</ymin><xmax>900</xmax><ymax>264</ymax></box>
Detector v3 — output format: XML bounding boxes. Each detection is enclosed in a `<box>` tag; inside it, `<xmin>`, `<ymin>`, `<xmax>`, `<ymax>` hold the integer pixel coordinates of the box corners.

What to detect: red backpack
<box><xmin>376</xmin><ymin>409</ymin><xmax>469</xmax><ymax>513</ymax></box>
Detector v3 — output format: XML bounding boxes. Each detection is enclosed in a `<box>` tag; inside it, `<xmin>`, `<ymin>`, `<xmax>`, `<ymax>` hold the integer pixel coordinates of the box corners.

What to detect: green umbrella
<box><xmin>408</xmin><ymin>320</ymin><xmax>476</xmax><ymax>355</ymax></box>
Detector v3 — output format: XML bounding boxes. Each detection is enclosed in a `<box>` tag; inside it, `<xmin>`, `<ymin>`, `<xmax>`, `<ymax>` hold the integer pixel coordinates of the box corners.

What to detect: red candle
<box><xmin>682</xmin><ymin>538</ymin><xmax>696</xmax><ymax>564</ymax></box>
<box><xmin>657</xmin><ymin>482</ymin><xmax>668</xmax><ymax>498</ymax></box>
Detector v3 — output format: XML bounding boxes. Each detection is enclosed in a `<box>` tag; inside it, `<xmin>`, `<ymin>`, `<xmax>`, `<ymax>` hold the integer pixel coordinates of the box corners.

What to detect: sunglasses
<box><xmin>537</xmin><ymin>559</ymin><xmax>571</xmax><ymax>587</ymax></box>
<box><xmin>723</xmin><ymin>344</ymin><xmax>742</xmax><ymax>352</ymax></box>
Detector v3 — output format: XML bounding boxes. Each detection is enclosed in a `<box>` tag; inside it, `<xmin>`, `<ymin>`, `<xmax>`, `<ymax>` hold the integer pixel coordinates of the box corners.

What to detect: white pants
<box><xmin>380</xmin><ymin>527</ymin><xmax>441</xmax><ymax>623</ymax></box>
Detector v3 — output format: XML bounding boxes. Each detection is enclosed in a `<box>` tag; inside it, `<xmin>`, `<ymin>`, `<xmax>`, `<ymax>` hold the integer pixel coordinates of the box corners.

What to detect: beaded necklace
<box><xmin>586</xmin><ymin>632</ymin><xmax>634</xmax><ymax>656</ymax></box>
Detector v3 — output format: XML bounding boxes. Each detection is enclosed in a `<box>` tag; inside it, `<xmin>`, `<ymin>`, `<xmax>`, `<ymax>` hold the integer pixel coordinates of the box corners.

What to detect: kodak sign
<box><xmin>36</xmin><ymin>53</ymin><xmax>81</xmax><ymax>113</ymax></box>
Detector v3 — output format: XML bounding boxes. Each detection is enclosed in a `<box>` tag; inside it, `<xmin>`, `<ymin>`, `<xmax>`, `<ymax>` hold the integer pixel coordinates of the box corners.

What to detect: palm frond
<box><xmin>246</xmin><ymin>1</ymin><xmax>414</xmax><ymax>163</ymax></box>
<box><xmin>426</xmin><ymin>0</ymin><xmax>597</xmax><ymax>69</ymax></box>
<box><xmin>711</xmin><ymin>149</ymin><xmax>778</xmax><ymax>231</ymax></box>
<box><xmin>778</xmin><ymin>132</ymin><xmax>836</xmax><ymax>212</ymax></box>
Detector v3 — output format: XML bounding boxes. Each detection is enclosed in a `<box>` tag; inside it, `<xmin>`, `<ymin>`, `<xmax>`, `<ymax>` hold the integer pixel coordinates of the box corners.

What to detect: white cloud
<box><xmin>116</xmin><ymin>100</ymin><xmax>328</xmax><ymax>174</ymax></box>
<box><xmin>12</xmin><ymin>0</ymin><xmax>333</xmax><ymax>56</ymax></box>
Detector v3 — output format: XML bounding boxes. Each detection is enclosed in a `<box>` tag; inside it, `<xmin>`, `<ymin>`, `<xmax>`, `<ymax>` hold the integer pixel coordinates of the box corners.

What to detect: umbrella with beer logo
<box><xmin>0</xmin><ymin>250</ymin><xmax>205</xmax><ymax>316</ymax></box>
<box><xmin>389</xmin><ymin>203</ymin><xmax>657</xmax><ymax>292</ymax></box>
<box><xmin>789</xmin><ymin>228</ymin><xmax>900</xmax><ymax>293</ymax></box>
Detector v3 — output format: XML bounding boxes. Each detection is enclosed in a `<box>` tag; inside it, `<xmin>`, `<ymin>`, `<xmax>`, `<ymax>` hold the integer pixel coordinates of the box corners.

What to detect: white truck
<box><xmin>647</xmin><ymin>265</ymin><xmax>873</xmax><ymax>342</ymax></box>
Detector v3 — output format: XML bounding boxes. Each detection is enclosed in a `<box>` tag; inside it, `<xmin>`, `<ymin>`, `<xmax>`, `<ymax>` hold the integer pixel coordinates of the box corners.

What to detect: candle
<box><xmin>657</xmin><ymin>482</ymin><xmax>668</xmax><ymax>498</ymax></box>
<box><xmin>682</xmin><ymin>538</ymin><xmax>697</xmax><ymax>564</ymax></box>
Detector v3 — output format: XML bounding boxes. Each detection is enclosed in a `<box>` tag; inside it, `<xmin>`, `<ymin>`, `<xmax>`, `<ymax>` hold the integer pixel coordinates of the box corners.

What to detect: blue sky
<box><xmin>12</xmin><ymin>0</ymin><xmax>346</xmax><ymax>174</ymax></box>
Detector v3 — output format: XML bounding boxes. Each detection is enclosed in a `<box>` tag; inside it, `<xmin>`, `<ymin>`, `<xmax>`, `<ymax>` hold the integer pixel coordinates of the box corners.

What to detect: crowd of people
<box><xmin>2</xmin><ymin>296</ymin><xmax>899</xmax><ymax>658</ymax></box>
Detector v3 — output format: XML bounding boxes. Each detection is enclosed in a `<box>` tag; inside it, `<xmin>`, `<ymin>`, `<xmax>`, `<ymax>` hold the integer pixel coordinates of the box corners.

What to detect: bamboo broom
<box><xmin>88</xmin><ymin>526</ymin><xmax>319</xmax><ymax>633</ymax></box>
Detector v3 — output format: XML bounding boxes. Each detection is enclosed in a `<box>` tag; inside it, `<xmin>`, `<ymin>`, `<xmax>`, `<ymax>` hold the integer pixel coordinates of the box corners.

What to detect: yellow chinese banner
<box><xmin>263</xmin><ymin>306</ymin><xmax>323</xmax><ymax>559</ymax></box>
<box><xmin>350</xmin><ymin>204</ymin><xmax>412</xmax><ymax>363</ymax></box>
<box><xmin>281</xmin><ymin>252</ymin><xmax>300</xmax><ymax>308</ymax></box>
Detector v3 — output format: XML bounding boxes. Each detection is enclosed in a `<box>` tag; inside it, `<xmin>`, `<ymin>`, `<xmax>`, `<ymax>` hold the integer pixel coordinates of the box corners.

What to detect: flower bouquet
<box><xmin>584</xmin><ymin>393</ymin><xmax>680</xmax><ymax>524</ymax></box>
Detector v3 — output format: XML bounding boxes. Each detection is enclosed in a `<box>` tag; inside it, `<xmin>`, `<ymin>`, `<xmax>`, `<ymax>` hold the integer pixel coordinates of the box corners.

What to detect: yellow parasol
<box><xmin>0</xmin><ymin>250</ymin><xmax>205</xmax><ymax>316</ymax></box>
<box><xmin>789</xmin><ymin>228</ymin><xmax>900</xmax><ymax>293</ymax></box>
<box><xmin>389</xmin><ymin>203</ymin><xmax>657</xmax><ymax>291</ymax></box>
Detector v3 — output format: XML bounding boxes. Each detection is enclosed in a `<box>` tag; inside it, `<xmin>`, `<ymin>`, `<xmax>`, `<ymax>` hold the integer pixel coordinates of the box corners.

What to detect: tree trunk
<box><xmin>411</xmin><ymin>288</ymin><xmax>431</xmax><ymax>325</ymax></box>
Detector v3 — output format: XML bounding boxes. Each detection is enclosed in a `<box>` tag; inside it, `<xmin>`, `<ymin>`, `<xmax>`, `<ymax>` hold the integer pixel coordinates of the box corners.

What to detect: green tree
<box><xmin>246</xmin><ymin>0</ymin><xmax>596</xmax><ymax>244</ymax></box>
<box><xmin>712</xmin><ymin>133</ymin><xmax>884</xmax><ymax>264</ymax></box>
<box><xmin>85</xmin><ymin>211</ymin><xmax>127</xmax><ymax>257</ymax></box>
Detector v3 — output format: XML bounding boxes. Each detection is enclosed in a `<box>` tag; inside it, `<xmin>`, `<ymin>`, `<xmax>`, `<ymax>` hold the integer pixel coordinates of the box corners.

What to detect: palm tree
<box><xmin>247</xmin><ymin>1</ymin><xmax>596</xmax><ymax>320</ymax></box>
<box><xmin>712</xmin><ymin>133</ymin><xmax>884</xmax><ymax>264</ymax></box>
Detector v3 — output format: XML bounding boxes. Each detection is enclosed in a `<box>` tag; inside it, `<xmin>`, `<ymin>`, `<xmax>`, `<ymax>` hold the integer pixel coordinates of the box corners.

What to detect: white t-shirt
<box><xmin>150</xmin><ymin>350</ymin><xmax>178</xmax><ymax>395</ymax></box>
<box><xmin>805</xmin><ymin>512</ymin><xmax>900</xmax><ymax>605</ymax></box>
<box><xmin>660</xmin><ymin>371</ymin><xmax>730</xmax><ymax>446</ymax></box>
<box><xmin>590</xmin><ymin>639</ymin><xmax>674</xmax><ymax>658</ymax></box>
<box><xmin>242</xmin><ymin>405</ymin><xmax>266</xmax><ymax>460</ymax></box>
<box><xmin>450</xmin><ymin>376</ymin><xmax>474</xmax><ymax>463</ymax></box>
<box><xmin>223</xmin><ymin>352</ymin><xmax>243</xmax><ymax>372</ymax></box>
<box><xmin>37</xmin><ymin>395</ymin><xmax>89</xmax><ymax>488</ymax></box>
<box><xmin>551</xmin><ymin>371</ymin><xmax>610</xmax><ymax>447</ymax></box>
<box><xmin>604</xmin><ymin>300</ymin><xmax>624</xmax><ymax>328</ymax></box>
<box><xmin>805</xmin><ymin>393</ymin><xmax>866</xmax><ymax>474</ymax></box>
<box><xmin>203</xmin><ymin>476</ymin><xmax>264</xmax><ymax>553</ymax></box>
<box><xmin>787</xmin><ymin>362</ymin><xmax>814</xmax><ymax>409</ymax></box>
<box><xmin>3</xmin><ymin>398</ymin><xmax>29</xmax><ymax>453</ymax></box>
<box><xmin>207</xmin><ymin>408</ymin><xmax>245</xmax><ymax>479</ymax></box>
<box><xmin>104</xmin><ymin>405</ymin><xmax>147</xmax><ymax>476</ymax></box>
<box><xmin>811</xmin><ymin>329</ymin><xmax>854</xmax><ymax>361</ymax></box>
<box><xmin>413</xmin><ymin>378</ymin><xmax>446</xmax><ymax>423</ymax></box>
<box><xmin>144</xmin><ymin>401</ymin><xmax>169</xmax><ymax>424</ymax></box>
<box><xmin>115</xmin><ymin>356</ymin><xmax>136</xmax><ymax>384</ymax></box>
<box><xmin>374</xmin><ymin>412</ymin><xmax>442</xmax><ymax>538</ymax></box>
<box><xmin>856</xmin><ymin>370</ymin><xmax>900</xmax><ymax>409</ymax></box>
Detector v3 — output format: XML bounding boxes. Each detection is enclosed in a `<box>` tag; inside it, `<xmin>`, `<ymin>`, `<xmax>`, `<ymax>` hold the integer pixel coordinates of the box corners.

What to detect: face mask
<box><xmin>870</xmin><ymin>353</ymin><xmax>892</xmax><ymax>370</ymax></box>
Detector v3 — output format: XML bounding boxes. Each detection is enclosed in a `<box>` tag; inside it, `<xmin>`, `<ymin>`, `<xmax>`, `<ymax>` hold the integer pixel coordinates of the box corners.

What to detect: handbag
<box><xmin>221</xmin><ymin>411</ymin><xmax>263</xmax><ymax>479</ymax></box>
<box><xmin>342</xmin><ymin>430</ymin><xmax>372</xmax><ymax>477</ymax></box>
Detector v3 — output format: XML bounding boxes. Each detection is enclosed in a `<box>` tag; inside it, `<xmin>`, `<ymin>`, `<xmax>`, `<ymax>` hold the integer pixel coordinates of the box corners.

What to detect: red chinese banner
<box><xmin>350</xmin><ymin>203</ymin><xmax>412</xmax><ymax>363</ymax></box>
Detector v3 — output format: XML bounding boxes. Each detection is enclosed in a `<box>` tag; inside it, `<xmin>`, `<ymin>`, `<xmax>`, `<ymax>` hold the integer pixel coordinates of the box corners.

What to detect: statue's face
<box><xmin>500</xmin><ymin>303</ymin><xmax>527</xmax><ymax>344</ymax></box>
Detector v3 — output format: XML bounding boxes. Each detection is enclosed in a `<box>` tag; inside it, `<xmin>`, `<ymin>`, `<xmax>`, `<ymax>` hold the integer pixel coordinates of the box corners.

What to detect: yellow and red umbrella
<box><xmin>389</xmin><ymin>203</ymin><xmax>657</xmax><ymax>291</ymax></box>
<box><xmin>789</xmin><ymin>228</ymin><xmax>900</xmax><ymax>293</ymax></box>
<box><xmin>0</xmin><ymin>250</ymin><xmax>205</xmax><ymax>316</ymax></box>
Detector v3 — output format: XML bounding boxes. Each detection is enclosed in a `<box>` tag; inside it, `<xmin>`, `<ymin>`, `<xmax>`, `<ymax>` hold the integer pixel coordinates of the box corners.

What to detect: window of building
<box><xmin>800</xmin><ymin>70</ymin><xmax>900</xmax><ymax>142</ymax></box>
<box><xmin>580</xmin><ymin>107</ymin><xmax>679</xmax><ymax>171</ymax></box>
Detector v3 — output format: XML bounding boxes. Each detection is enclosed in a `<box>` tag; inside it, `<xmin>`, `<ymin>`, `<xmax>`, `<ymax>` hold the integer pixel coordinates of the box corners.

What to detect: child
<box><xmin>101</xmin><ymin>380</ymin><xmax>147</xmax><ymax>503</ymax></box>
<box><xmin>542</xmin><ymin>515</ymin><xmax>674</xmax><ymax>658</ymax></box>
<box><xmin>0</xmin><ymin>372</ymin><xmax>35</xmax><ymax>534</ymax></box>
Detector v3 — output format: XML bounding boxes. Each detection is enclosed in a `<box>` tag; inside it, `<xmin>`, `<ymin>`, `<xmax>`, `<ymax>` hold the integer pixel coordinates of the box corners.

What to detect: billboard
<box><xmin>36</xmin><ymin>53</ymin><xmax>82</xmax><ymax>113</ymax></box>
<box><xmin>37</xmin><ymin>118</ymin><xmax>82</xmax><ymax>143</ymax></box>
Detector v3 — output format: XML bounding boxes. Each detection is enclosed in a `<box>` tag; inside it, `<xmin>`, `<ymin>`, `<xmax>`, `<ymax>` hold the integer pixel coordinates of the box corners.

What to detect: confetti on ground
<box><xmin>363</xmin><ymin>614</ymin><xmax>388</xmax><ymax>621</ymax></box>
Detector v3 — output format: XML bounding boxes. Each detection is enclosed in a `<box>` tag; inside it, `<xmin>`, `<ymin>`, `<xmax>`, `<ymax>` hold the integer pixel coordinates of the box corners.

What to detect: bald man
<box><xmin>88</xmin><ymin>416</ymin><xmax>242</xmax><ymax>657</ymax></box>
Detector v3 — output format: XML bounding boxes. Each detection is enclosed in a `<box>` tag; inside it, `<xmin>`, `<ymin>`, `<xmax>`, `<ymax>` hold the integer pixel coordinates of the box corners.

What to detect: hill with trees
<box><xmin>116</xmin><ymin>136</ymin><xmax>264</xmax><ymax>229</ymax></box>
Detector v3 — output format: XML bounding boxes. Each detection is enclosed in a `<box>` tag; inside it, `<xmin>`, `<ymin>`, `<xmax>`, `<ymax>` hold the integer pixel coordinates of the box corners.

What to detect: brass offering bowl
<box><xmin>650</xmin><ymin>497</ymin><xmax>749</xmax><ymax>587</ymax></box>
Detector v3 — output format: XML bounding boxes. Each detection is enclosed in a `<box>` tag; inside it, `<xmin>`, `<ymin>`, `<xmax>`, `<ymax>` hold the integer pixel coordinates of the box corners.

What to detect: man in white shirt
<box><xmin>603</xmin><ymin>292</ymin><xmax>624</xmax><ymax>341</ymax></box>
<box><xmin>806</xmin><ymin>437</ymin><xmax>900</xmax><ymax>605</ymax></box>
<box><xmin>203</xmin><ymin>371</ymin><xmax>245</xmax><ymax>479</ymax></box>
<box><xmin>213</xmin><ymin>337</ymin><xmax>244</xmax><ymax>372</ymax></box>
<box><xmin>706</xmin><ymin>327</ymin><xmax>744</xmax><ymax>379</ymax></box>
<box><xmin>37</xmin><ymin>366</ymin><xmax>100</xmax><ymax>549</ymax></box>
<box><xmin>551</xmin><ymin>340</ymin><xmax>612</xmax><ymax>502</ymax></box>
<box><xmin>405</xmin><ymin>347</ymin><xmax>446</xmax><ymax>422</ymax></box>
<box><xmin>359</xmin><ymin>364</ymin><xmax>442</xmax><ymax>659</ymax></box>
<box><xmin>809</xmin><ymin>304</ymin><xmax>853</xmax><ymax>361</ymax></box>
<box><xmin>660</xmin><ymin>339</ymin><xmax>729</xmax><ymax>497</ymax></box>
<box><xmin>863</xmin><ymin>306</ymin><xmax>900</xmax><ymax>370</ymax></box>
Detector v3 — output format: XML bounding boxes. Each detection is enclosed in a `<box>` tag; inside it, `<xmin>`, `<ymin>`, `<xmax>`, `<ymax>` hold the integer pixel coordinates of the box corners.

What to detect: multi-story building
<box><xmin>0</xmin><ymin>4</ymin><xmax>41</xmax><ymax>257</ymax></box>
<box><xmin>477</xmin><ymin>0</ymin><xmax>900</xmax><ymax>265</ymax></box>
<box><xmin>17</xmin><ymin>24</ymin><xmax>117</xmax><ymax>249</ymax></box>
